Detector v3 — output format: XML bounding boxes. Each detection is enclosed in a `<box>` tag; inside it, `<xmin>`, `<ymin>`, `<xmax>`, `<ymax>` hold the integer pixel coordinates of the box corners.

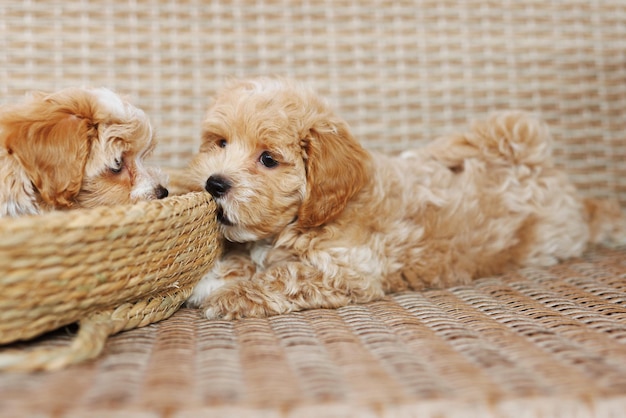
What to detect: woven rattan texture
<box><xmin>1</xmin><ymin>246</ymin><xmax>625</xmax><ymax>417</ymax></box>
<box><xmin>1</xmin><ymin>1</ymin><xmax>625</xmax><ymax>204</ymax></box>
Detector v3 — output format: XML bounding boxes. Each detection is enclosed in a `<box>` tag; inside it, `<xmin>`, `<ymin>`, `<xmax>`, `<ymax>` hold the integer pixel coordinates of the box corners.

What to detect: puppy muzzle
<box><xmin>205</xmin><ymin>175</ymin><xmax>232</xmax><ymax>198</ymax></box>
<box><xmin>155</xmin><ymin>185</ymin><xmax>169</xmax><ymax>199</ymax></box>
<box><xmin>216</xmin><ymin>206</ymin><xmax>234</xmax><ymax>226</ymax></box>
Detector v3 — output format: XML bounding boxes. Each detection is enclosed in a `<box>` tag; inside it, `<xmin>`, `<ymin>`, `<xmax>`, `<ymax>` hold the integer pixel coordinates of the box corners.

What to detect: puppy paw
<box><xmin>200</xmin><ymin>280</ymin><xmax>289</xmax><ymax>320</ymax></box>
<box><xmin>187</xmin><ymin>252</ymin><xmax>258</xmax><ymax>308</ymax></box>
<box><xmin>186</xmin><ymin>273</ymin><xmax>226</xmax><ymax>308</ymax></box>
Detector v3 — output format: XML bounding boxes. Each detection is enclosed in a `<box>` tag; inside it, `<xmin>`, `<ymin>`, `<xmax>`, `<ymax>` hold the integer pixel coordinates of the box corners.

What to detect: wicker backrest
<box><xmin>1</xmin><ymin>1</ymin><xmax>624</xmax><ymax>205</ymax></box>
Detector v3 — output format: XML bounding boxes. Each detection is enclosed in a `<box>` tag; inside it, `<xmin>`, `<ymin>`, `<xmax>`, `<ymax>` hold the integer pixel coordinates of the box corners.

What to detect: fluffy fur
<box><xmin>186</xmin><ymin>77</ymin><xmax>625</xmax><ymax>320</ymax></box>
<box><xmin>0</xmin><ymin>87</ymin><xmax>168</xmax><ymax>217</ymax></box>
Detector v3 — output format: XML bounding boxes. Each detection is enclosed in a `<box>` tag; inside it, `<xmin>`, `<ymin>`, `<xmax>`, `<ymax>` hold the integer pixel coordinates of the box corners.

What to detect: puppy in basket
<box><xmin>186</xmin><ymin>77</ymin><xmax>624</xmax><ymax>319</ymax></box>
<box><xmin>0</xmin><ymin>87</ymin><xmax>168</xmax><ymax>217</ymax></box>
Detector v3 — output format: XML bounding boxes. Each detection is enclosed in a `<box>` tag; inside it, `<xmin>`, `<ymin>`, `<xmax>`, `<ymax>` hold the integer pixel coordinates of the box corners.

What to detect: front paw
<box><xmin>186</xmin><ymin>271</ymin><xmax>226</xmax><ymax>308</ymax></box>
<box><xmin>200</xmin><ymin>281</ymin><xmax>287</xmax><ymax>320</ymax></box>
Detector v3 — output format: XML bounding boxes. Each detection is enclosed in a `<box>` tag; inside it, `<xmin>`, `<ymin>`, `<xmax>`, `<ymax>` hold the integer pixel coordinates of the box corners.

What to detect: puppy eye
<box><xmin>259</xmin><ymin>151</ymin><xmax>279</xmax><ymax>168</ymax></box>
<box><xmin>218</xmin><ymin>139</ymin><xmax>227</xmax><ymax>148</ymax></box>
<box><xmin>110</xmin><ymin>157</ymin><xmax>123</xmax><ymax>174</ymax></box>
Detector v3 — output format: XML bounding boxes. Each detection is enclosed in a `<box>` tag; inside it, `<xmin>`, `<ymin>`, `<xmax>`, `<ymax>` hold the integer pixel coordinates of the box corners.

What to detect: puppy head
<box><xmin>188</xmin><ymin>77</ymin><xmax>371</xmax><ymax>242</ymax></box>
<box><xmin>0</xmin><ymin>87</ymin><xmax>168</xmax><ymax>212</ymax></box>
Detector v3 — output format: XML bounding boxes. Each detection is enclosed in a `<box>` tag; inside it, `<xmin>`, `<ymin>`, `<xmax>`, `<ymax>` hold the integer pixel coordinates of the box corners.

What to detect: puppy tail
<box><xmin>467</xmin><ymin>110</ymin><xmax>554</xmax><ymax>167</ymax></box>
<box><xmin>584</xmin><ymin>198</ymin><xmax>626</xmax><ymax>246</ymax></box>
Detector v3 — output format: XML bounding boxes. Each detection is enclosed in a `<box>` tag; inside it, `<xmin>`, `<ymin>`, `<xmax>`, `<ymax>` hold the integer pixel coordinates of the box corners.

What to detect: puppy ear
<box><xmin>298</xmin><ymin>117</ymin><xmax>371</xmax><ymax>228</ymax></box>
<box><xmin>2</xmin><ymin>101</ymin><xmax>94</xmax><ymax>208</ymax></box>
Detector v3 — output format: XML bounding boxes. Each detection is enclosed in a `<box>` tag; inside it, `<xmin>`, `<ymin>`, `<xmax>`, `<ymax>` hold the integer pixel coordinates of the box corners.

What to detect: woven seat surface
<box><xmin>2</xmin><ymin>246</ymin><xmax>625</xmax><ymax>417</ymax></box>
<box><xmin>1</xmin><ymin>0</ymin><xmax>626</xmax><ymax>416</ymax></box>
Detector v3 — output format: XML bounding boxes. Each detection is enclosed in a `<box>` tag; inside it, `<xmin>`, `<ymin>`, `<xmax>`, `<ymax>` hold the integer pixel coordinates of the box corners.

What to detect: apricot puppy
<box><xmin>0</xmin><ymin>87</ymin><xmax>168</xmax><ymax>217</ymax></box>
<box><xmin>186</xmin><ymin>77</ymin><xmax>623</xmax><ymax>319</ymax></box>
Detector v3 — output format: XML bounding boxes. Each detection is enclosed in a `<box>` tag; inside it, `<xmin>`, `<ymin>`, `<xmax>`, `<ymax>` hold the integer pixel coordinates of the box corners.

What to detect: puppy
<box><xmin>186</xmin><ymin>77</ymin><xmax>624</xmax><ymax>320</ymax></box>
<box><xmin>0</xmin><ymin>87</ymin><xmax>168</xmax><ymax>217</ymax></box>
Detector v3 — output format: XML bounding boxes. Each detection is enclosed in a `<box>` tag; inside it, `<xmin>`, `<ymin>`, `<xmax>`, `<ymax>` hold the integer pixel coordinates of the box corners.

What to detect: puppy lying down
<box><xmin>0</xmin><ymin>87</ymin><xmax>168</xmax><ymax>217</ymax></box>
<box><xmin>186</xmin><ymin>77</ymin><xmax>624</xmax><ymax>320</ymax></box>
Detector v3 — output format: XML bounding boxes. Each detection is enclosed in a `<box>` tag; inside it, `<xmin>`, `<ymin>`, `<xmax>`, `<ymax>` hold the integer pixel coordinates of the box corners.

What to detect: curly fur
<box><xmin>0</xmin><ymin>87</ymin><xmax>168</xmax><ymax>217</ymax></box>
<box><xmin>186</xmin><ymin>77</ymin><xmax>625</xmax><ymax>319</ymax></box>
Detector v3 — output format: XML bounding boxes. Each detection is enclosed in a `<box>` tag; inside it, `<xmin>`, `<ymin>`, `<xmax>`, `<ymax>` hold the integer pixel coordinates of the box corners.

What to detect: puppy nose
<box><xmin>205</xmin><ymin>175</ymin><xmax>232</xmax><ymax>198</ymax></box>
<box><xmin>155</xmin><ymin>185</ymin><xmax>169</xmax><ymax>199</ymax></box>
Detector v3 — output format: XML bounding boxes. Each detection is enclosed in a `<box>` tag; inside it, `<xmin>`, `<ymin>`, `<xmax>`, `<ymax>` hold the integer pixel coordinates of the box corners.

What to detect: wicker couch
<box><xmin>1</xmin><ymin>1</ymin><xmax>626</xmax><ymax>416</ymax></box>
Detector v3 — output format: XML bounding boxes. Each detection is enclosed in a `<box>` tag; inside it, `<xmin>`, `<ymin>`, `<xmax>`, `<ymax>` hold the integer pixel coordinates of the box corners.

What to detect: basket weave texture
<box><xmin>0</xmin><ymin>193</ymin><xmax>221</xmax><ymax>371</ymax></box>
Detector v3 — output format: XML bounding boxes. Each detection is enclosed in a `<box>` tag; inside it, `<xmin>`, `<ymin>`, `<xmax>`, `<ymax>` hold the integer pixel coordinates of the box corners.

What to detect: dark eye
<box><xmin>110</xmin><ymin>157</ymin><xmax>123</xmax><ymax>174</ymax></box>
<box><xmin>259</xmin><ymin>151</ymin><xmax>278</xmax><ymax>168</ymax></box>
<box><xmin>218</xmin><ymin>139</ymin><xmax>227</xmax><ymax>148</ymax></box>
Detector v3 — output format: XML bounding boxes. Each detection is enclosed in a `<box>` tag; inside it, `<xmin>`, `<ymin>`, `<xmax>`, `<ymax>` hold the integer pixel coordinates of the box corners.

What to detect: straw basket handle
<box><xmin>0</xmin><ymin>286</ymin><xmax>192</xmax><ymax>372</ymax></box>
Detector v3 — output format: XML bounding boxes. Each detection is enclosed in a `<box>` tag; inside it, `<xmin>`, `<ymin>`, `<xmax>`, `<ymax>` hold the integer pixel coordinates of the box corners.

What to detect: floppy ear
<box><xmin>3</xmin><ymin>108</ymin><xmax>94</xmax><ymax>209</ymax></box>
<box><xmin>298</xmin><ymin>117</ymin><xmax>371</xmax><ymax>229</ymax></box>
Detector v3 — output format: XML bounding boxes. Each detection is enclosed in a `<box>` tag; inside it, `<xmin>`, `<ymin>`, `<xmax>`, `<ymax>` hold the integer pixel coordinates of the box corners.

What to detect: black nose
<box><xmin>205</xmin><ymin>175</ymin><xmax>232</xmax><ymax>198</ymax></box>
<box><xmin>155</xmin><ymin>185</ymin><xmax>169</xmax><ymax>199</ymax></box>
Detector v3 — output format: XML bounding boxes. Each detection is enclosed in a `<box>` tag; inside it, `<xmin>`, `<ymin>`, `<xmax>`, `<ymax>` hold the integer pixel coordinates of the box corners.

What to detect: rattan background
<box><xmin>1</xmin><ymin>0</ymin><xmax>625</xmax><ymax>203</ymax></box>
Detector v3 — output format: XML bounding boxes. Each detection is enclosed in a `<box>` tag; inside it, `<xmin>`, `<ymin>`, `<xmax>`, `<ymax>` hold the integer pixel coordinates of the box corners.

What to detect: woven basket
<box><xmin>0</xmin><ymin>192</ymin><xmax>221</xmax><ymax>371</ymax></box>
